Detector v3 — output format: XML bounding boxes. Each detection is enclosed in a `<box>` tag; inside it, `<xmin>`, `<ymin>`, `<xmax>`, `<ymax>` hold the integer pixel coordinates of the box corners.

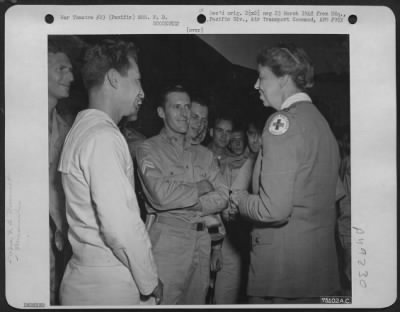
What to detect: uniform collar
<box><xmin>281</xmin><ymin>92</ymin><xmax>312</xmax><ymax>110</ymax></box>
<box><xmin>160</xmin><ymin>128</ymin><xmax>191</xmax><ymax>149</ymax></box>
<box><xmin>77</xmin><ymin>109</ymin><xmax>119</xmax><ymax>130</ymax></box>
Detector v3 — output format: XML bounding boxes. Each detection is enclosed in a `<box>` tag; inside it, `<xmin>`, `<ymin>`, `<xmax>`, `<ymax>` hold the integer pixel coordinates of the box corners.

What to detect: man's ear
<box><xmin>209</xmin><ymin>128</ymin><xmax>214</xmax><ymax>138</ymax></box>
<box><xmin>105</xmin><ymin>68</ymin><xmax>119</xmax><ymax>89</ymax></box>
<box><xmin>157</xmin><ymin>106</ymin><xmax>165</xmax><ymax>119</ymax></box>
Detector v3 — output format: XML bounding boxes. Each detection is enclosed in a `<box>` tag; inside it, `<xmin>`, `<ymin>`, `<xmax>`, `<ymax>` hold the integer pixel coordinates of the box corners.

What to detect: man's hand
<box><xmin>54</xmin><ymin>228</ymin><xmax>65</xmax><ymax>251</ymax></box>
<box><xmin>210</xmin><ymin>249</ymin><xmax>223</xmax><ymax>272</ymax></box>
<box><xmin>196</xmin><ymin>179</ymin><xmax>214</xmax><ymax>196</ymax></box>
<box><xmin>230</xmin><ymin>189</ymin><xmax>247</xmax><ymax>208</ymax></box>
<box><xmin>151</xmin><ymin>279</ymin><xmax>164</xmax><ymax>305</ymax></box>
<box><xmin>210</xmin><ymin>248</ymin><xmax>223</xmax><ymax>272</ymax></box>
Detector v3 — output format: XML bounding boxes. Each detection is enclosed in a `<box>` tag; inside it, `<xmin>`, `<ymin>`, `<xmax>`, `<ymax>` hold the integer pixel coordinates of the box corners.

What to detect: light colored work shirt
<box><xmin>58</xmin><ymin>109</ymin><xmax>158</xmax><ymax>295</ymax></box>
<box><xmin>136</xmin><ymin>128</ymin><xmax>229</xmax><ymax>224</ymax></box>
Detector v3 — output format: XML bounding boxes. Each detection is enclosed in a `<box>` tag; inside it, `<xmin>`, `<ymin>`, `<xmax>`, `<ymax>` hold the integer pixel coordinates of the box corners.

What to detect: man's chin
<box><xmin>127</xmin><ymin>114</ymin><xmax>138</xmax><ymax>121</ymax></box>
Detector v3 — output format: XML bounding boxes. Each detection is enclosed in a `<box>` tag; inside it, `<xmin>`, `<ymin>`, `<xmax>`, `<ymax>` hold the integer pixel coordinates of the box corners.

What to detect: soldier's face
<box><xmin>48</xmin><ymin>52</ymin><xmax>74</xmax><ymax>102</ymax></box>
<box><xmin>254</xmin><ymin>65</ymin><xmax>283</xmax><ymax>110</ymax></box>
<box><xmin>118</xmin><ymin>58</ymin><xmax>144</xmax><ymax>120</ymax></box>
<box><xmin>159</xmin><ymin>91</ymin><xmax>191</xmax><ymax>135</ymax></box>
<box><xmin>212</xmin><ymin>119</ymin><xmax>233</xmax><ymax>149</ymax></box>
<box><xmin>247</xmin><ymin>124</ymin><xmax>261</xmax><ymax>154</ymax></box>
<box><xmin>229</xmin><ymin>131</ymin><xmax>246</xmax><ymax>155</ymax></box>
<box><xmin>188</xmin><ymin>101</ymin><xmax>208</xmax><ymax>143</ymax></box>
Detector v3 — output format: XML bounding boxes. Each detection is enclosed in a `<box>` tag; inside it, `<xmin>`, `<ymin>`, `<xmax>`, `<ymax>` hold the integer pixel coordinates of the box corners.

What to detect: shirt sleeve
<box><xmin>136</xmin><ymin>141</ymin><xmax>200</xmax><ymax>211</ymax></box>
<box><xmin>238</xmin><ymin>121</ymin><xmax>299</xmax><ymax>223</ymax></box>
<box><xmin>199</xmin><ymin>155</ymin><xmax>229</xmax><ymax>216</ymax></box>
<box><xmin>82</xmin><ymin>132</ymin><xmax>158</xmax><ymax>295</ymax></box>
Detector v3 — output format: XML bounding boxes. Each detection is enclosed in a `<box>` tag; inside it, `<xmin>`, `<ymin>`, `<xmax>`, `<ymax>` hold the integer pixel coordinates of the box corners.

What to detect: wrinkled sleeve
<box><xmin>199</xmin><ymin>155</ymin><xmax>229</xmax><ymax>216</ymax></box>
<box><xmin>238</xmin><ymin>128</ymin><xmax>299</xmax><ymax>223</ymax></box>
<box><xmin>82</xmin><ymin>132</ymin><xmax>158</xmax><ymax>295</ymax></box>
<box><xmin>136</xmin><ymin>141</ymin><xmax>200</xmax><ymax>211</ymax></box>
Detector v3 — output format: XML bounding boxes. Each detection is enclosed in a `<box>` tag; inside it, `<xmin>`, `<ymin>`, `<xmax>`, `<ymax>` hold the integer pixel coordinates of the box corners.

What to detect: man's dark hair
<box><xmin>158</xmin><ymin>84</ymin><xmax>190</xmax><ymax>109</ymax></box>
<box><xmin>48</xmin><ymin>36</ymin><xmax>70</xmax><ymax>54</ymax></box>
<box><xmin>211</xmin><ymin>114</ymin><xmax>234</xmax><ymax>130</ymax></box>
<box><xmin>81</xmin><ymin>39</ymin><xmax>138</xmax><ymax>90</ymax></box>
<box><xmin>191</xmin><ymin>95</ymin><xmax>210</xmax><ymax>109</ymax></box>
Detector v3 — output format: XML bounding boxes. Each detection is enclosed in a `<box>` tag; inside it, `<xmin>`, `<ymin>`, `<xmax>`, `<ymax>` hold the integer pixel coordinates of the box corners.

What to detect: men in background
<box><xmin>246</xmin><ymin>121</ymin><xmax>262</xmax><ymax>156</ymax></box>
<box><xmin>48</xmin><ymin>37</ymin><xmax>74</xmax><ymax>305</ymax></box>
<box><xmin>136</xmin><ymin>85</ymin><xmax>228</xmax><ymax>304</ymax></box>
<box><xmin>187</xmin><ymin>96</ymin><xmax>209</xmax><ymax>145</ymax></box>
<box><xmin>58</xmin><ymin>40</ymin><xmax>161</xmax><ymax>305</ymax></box>
<box><xmin>208</xmin><ymin>116</ymin><xmax>233</xmax><ymax>167</ymax></box>
<box><xmin>214</xmin><ymin>124</ymin><xmax>251</xmax><ymax>304</ymax></box>
<box><xmin>186</xmin><ymin>98</ymin><xmax>226</xmax><ymax>281</ymax></box>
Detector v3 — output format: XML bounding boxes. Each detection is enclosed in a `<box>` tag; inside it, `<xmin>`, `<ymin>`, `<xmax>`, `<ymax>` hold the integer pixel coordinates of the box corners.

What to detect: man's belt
<box><xmin>156</xmin><ymin>215</ymin><xmax>205</xmax><ymax>231</ymax></box>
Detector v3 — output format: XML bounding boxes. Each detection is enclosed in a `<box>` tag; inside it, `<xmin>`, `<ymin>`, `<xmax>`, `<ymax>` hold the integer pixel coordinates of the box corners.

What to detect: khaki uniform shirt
<box><xmin>136</xmin><ymin>128</ymin><xmax>228</xmax><ymax>224</ymax></box>
<box><xmin>58</xmin><ymin>109</ymin><xmax>158</xmax><ymax>295</ymax></box>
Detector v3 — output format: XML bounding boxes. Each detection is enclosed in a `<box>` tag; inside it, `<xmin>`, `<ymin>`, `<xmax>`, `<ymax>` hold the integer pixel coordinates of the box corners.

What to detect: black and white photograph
<box><xmin>4</xmin><ymin>4</ymin><xmax>396</xmax><ymax>309</ymax></box>
<box><xmin>48</xmin><ymin>34</ymin><xmax>351</xmax><ymax>306</ymax></box>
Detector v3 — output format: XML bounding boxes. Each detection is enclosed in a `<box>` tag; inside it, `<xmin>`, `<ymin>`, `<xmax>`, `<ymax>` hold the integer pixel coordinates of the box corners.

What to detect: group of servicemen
<box><xmin>48</xmin><ymin>37</ymin><xmax>351</xmax><ymax>306</ymax></box>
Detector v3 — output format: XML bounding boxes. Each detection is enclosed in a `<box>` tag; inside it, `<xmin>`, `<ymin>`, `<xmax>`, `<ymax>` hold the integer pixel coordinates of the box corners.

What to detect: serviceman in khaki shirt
<box><xmin>136</xmin><ymin>86</ymin><xmax>229</xmax><ymax>305</ymax></box>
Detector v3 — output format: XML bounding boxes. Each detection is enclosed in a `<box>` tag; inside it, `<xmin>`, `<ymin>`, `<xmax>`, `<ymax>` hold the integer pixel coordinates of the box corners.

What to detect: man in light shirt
<box><xmin>58</xmin><ymin>39</ymin><xmax>162</xmax><ymax>305</ymax></box>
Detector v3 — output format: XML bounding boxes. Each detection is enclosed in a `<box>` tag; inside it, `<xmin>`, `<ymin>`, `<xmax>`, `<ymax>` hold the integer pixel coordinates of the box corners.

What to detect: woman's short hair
<box><xmin>256</xmin><ymin>44</ymin><xmax>314</xmax><ymax>90</ymax></box>
<box><xmin>82</xmin><ymin>39</ymin><xmax>138</xmax><ymax>90</ymax></box>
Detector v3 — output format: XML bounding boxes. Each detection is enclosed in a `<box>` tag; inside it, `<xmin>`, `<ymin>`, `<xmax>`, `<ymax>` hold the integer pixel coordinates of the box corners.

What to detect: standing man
<box><xmin>58</xmin><ymin>40</ymin><xmax>161</xmax><ymax>305</ymax></box>
<box><xmin>208</xmin><ymin>116</ymin><xmax>233</xmax><ymax>167</ymax></box>
<box><xmin>136</xmin><ymin>86</ymin><xmax>228</xmax><ymax>305</ymax></box>
<box><xmin>48</xmin><ymin>37</ymin><xmax>74</xmax><ymax>305</ymax></box>
<box><xmin>214</xmin><ymin>124</ymin><xmax>251</xmax><ymax>304</ymax></box>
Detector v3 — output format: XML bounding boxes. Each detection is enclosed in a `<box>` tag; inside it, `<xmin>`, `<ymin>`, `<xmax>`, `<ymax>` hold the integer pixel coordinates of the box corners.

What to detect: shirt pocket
<box><xmin>164</xmin><ymin>165</ymin><xmax>186</xmax><ymax>183</ymax></box>
<box><xmin>194</xmin><ymin>164</ymin><xmax>208</xmax><ymax>180</ymax></box>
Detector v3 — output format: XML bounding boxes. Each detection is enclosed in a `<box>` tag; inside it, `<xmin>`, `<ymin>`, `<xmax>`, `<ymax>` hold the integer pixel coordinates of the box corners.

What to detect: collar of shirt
<box><xmin>76</xmin><ymin>108</ymin><xmax>119</xmax><ymax>131</ymax></box>
<box><xmin>160</xmin><ymin>127</ymin><xmax>191</xmax><ymax>149</ymax></box>
<box><xmin>280</xmin><ymin>92</ymin><xmax>312</xmax><ymax>110</ymax></box>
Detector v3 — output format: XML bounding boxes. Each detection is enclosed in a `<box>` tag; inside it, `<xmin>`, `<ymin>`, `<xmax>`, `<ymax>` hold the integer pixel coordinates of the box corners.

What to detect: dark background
<box><xmin>57</xmin><ymin>34</ymin><xmax>350</xmax><ymax>140</ymax></box>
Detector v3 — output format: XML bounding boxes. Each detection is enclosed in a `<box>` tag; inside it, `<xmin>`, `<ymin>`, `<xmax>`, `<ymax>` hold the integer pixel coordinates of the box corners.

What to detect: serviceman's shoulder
<box><xmin>135</xmin><ymin>134</ymin><xmax>164</xmax><ymax>161</ymax></box>
<box><xmin>193</xmin><ymin>144</ymin><xmax>215</xmax><ymax>160</ymax></box>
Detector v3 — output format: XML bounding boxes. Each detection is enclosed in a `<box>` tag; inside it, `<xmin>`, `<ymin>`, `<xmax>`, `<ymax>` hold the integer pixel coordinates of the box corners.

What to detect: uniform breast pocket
<box><xmin>165</xmin><ymin>165</ymin><xmax>186</xmax><ymax>182</ymax></box>
<box><xmin>194</xmin><ymin>165</ymin><xmax>207</xmax><ymax>180</ymax></box>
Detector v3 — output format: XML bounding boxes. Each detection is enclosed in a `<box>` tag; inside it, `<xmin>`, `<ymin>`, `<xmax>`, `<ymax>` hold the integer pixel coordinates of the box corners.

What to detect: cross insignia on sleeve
<box><xmin>268</xmin><ymin>114</ymin><xmax>290</xmax><ymax>135</ymax></box>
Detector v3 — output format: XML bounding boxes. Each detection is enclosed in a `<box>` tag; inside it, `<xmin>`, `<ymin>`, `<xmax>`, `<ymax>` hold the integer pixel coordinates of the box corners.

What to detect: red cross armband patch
<box><xmin>268</xmin><ymin>114</ymin><xmax>290</xmax><ymax>135</ymax></box>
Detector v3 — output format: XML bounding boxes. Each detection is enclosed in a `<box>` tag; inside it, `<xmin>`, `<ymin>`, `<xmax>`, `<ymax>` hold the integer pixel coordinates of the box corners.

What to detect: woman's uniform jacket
<box><xmin>238</xmin><ymin>94</ymin><xmax>345</xmax><ymax>298</ymax></box>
